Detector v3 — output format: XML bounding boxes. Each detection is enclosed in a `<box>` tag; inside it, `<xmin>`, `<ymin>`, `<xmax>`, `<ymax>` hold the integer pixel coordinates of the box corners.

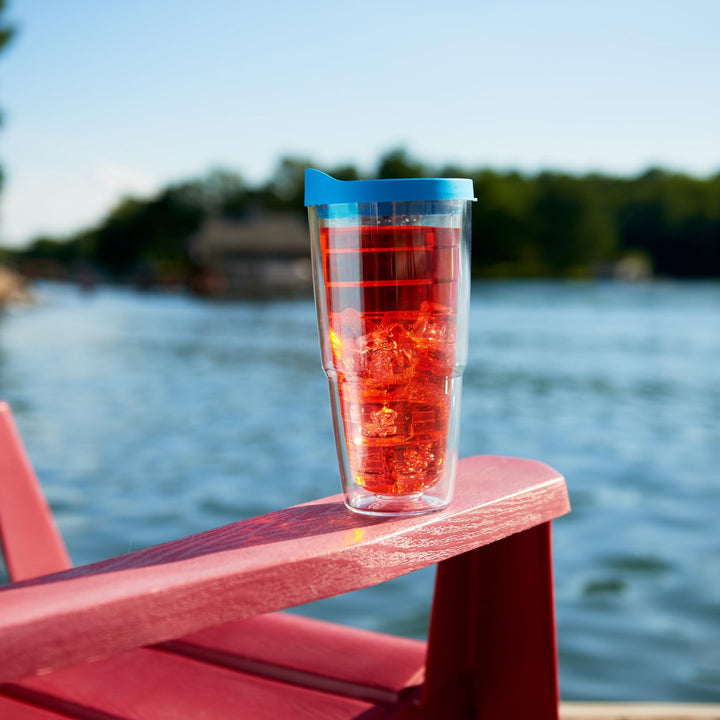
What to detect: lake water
<box><xmin>1</xmin><ymin>280</ymin><xmax>718</xmax><ymax>701</ymax></box>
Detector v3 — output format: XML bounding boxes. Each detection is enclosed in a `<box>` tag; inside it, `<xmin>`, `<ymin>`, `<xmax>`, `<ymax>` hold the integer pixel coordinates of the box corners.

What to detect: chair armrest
<box><xmin>0</xmin><ymin>455</ymin><xmax>568</xmax><ymax>683</ymax></box>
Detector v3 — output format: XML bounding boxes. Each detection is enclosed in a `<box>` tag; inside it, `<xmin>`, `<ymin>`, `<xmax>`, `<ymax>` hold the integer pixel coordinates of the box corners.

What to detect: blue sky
<box><xmin>1</xmin><ymin>0</ymin><xmax>719</xmax><ymax>247</ymax></box>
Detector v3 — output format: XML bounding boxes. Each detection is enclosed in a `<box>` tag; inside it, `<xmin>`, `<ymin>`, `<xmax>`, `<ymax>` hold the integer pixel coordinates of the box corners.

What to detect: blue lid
<box><xmin>304</xmin><ymin>169</ymin><xmax>475</xmax><ymax>206</ymax></box>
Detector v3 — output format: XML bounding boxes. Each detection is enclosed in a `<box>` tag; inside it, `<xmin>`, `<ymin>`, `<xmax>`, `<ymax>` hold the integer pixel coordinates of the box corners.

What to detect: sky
<box><xmin>0</xmin><ymin>0</ymin><xmax>719</xmax><ymax>248</ymax></box>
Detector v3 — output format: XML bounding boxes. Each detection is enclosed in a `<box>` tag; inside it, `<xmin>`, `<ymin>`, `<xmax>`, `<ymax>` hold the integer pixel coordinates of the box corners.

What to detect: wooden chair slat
<box><xmin>159</xmin><ymin>611</ymin><xmax>426</xmax><ymax>705</ymax></box>
<box><xmin>4</xmin><ymin>648</ymin><xmax>385</xmax><ymax>720</ymax></box>
<box><xmin>0</xmin><ymin>695</ymin><xmax>70</xmax><ymax>719</ymax></box>
<box><xmin>0</xmin><ymin>403</ymin><xmax>71</xmax><ymax>581</ymax></box>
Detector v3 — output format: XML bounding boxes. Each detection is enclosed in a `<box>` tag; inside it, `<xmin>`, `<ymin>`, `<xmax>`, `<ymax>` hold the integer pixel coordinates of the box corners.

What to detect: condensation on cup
<box><xmin>305</xmin><ymin>169</ymin><xmax>475</xmax><ymax>516</ymax></box>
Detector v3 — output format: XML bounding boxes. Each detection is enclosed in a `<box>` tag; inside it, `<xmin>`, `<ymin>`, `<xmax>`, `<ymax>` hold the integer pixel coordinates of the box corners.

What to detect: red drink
<box><xmin>321</xmin><ymin>224</ymin><xmax>460</xmax><ymax>496</ymax></box>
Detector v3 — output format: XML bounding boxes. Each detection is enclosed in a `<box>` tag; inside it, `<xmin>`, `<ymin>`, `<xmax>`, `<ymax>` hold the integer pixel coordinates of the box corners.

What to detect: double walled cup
<box><xmin>305</xmin><ymin>170</ymin><xmax>474</xmax><ymax>516</ymax></box>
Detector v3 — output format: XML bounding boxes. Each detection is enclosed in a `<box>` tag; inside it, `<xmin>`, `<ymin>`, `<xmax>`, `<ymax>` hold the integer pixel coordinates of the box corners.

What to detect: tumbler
<box><xmin>306</xmin><ymin>169</ymin><xmax>474</xmax><ymax>515</ymax></box>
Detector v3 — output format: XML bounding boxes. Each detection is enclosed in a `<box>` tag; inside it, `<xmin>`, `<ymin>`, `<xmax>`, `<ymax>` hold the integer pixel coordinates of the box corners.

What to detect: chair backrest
<box><xmin>0</xmin><ymin>402</ymin><xmax>71</xmax><ymax>581</ymax></box>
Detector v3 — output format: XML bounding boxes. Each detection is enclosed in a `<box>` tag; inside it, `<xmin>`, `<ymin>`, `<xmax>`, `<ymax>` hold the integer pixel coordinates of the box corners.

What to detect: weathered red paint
<box><xmin>0</xmin><ymin>403</ymin><xmax>71</xmax><ymax>581</ymax></box>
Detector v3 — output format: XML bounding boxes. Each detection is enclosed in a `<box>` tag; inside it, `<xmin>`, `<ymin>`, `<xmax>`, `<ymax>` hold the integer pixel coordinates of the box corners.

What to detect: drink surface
<box><xmin>321</xmin><ymin>224</ymin><xmax>460</xmax><ymax>495</ymax></box>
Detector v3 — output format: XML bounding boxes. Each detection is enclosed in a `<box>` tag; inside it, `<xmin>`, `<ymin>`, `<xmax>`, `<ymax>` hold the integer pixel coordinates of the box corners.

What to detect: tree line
<box><xmin>0</xmin><ymin>0</ymin><xmax>14</xmax><ymax>196</ymax></box>
<box><xmin>4</xmin><ymin>148</ymin><xmax>720</xmax><ymax>284</ymax></box>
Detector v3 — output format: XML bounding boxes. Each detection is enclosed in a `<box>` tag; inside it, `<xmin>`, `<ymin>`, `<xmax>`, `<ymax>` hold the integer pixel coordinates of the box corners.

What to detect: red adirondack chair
<box><xmin>0</xmin><ymin>401</ymin><xmax>570</xmax><ymax>719</ymax></box>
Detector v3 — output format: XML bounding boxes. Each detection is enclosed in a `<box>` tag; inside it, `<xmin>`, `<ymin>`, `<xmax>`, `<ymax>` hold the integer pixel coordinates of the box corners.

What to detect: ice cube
<box><xmin>330</xmin><ymin>308</ymin><xmax>370</xmax><ymax>375</ymax></box>
<box><xmin>411</xmin><ymin>302</ymin><xmax>456</xmax><ymax>374</ymax></box>
<box><xmin>401</xmin><ymin>443</ymin><xmax>434</xmax><ymax>473</ymax></box>
<box><xmin>333</xmin><ymin>307</ymin><xmax>364</xmax><ymax>341</ymax></box>
<box><xmin>363</xmin><ymin>406</ymin><xmax>398</xmax><ymax>438</ymax></box>
<box><xmin>358</xmin><ymin>322</ymin><xmax>417</xmax><ymax>382</ymax></box>
<box><xmin>411</xmin><ymin>301</ymin><xmax>455</xmax><ymax>345</ymax></box>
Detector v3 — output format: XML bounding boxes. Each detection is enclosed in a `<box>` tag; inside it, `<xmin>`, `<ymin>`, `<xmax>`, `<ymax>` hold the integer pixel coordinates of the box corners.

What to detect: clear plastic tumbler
<box><xmin>305</xmin><ymin>169</ymin><xmax>475</xmax><ymax>515</ymax></box>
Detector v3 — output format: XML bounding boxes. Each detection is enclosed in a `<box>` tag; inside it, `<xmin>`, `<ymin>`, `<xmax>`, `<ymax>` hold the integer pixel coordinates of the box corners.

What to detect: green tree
<box><xmin>533</xmin><ymin>173</ymin><xmax>618</xmax><ymax>276</ymax></box>
<box><xmin>376</xmin><ymin>148</ymin><xmax>427</xmax><ymax>179</ymax></box>
<box><xmin>266</xmin><ymin>156</ymin><xmax>314</xmax><ymax>209</ymax></box>
<box><xmin>79</xmin><ymin>186</ymin><xmax>204</xmax><ymax>278</ymax></box>
<box><xmin>327</xmin><ymin>163</ymin><xmax>361</xmax><ymax>181</ymax></box>
<box><xmin>470</xmin><ymin>170</ymin><xmax>539</xmax><ymax>276</ymax></box>
<box><xmin>170</xmin><ymin>168</ymin><xmax>248</xmax><ymax>219</ymax></box>
<box><xmin>21</xmin><ymin>236</ymin><xmax>79</xmax><ymax>264</ymax></box>
<box><xmin>0</xmin><ymin>1</ymin><xmax>16</xmax><ymax>194</ymax></box>
<box><xmin>618</xmin><ymin>169</ymin><xmax>720</xmax><ymax>277</ymax></box>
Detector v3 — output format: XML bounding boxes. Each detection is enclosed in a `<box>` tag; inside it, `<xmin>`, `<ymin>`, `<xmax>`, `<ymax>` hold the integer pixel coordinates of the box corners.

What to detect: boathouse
<box><xmin>187</xmin><ymin>211</ymin><xmax>312</xmax><ymax>298</ymax></box>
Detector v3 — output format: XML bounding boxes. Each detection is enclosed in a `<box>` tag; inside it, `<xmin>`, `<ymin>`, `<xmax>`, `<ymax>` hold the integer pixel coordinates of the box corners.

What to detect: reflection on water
<box><xmin>1</xmin><ymin>280</ymin><xmax>718</xmax><ymax>701</ymax></box>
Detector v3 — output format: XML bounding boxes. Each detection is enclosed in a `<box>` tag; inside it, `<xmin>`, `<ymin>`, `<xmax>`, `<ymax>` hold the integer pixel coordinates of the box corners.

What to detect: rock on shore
<box><xmin>0</xmin><ymin>265</ymin><xmax>30</xmax><ymax>306</ymax></box>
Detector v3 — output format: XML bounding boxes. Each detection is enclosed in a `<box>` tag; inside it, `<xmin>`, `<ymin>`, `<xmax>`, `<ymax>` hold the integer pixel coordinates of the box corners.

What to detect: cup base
<box><xmin>345</xmin><ymin>492</ymin><xmax>449</xmax><ymax>517</ymax></box>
